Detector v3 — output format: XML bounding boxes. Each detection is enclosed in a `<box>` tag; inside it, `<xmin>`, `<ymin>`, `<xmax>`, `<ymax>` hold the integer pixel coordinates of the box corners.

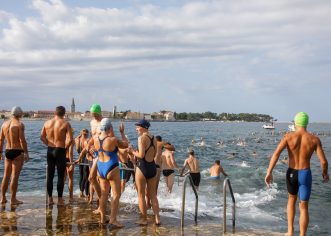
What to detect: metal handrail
<box><xmin>180</xmin><ymin>174</ymin><xmax>198</xmax><ymax>228</ymax></box>
<box><xmin>223</xmin><ymin>177</ymin><xmax>236</xmax><ymax>234</ymax></box>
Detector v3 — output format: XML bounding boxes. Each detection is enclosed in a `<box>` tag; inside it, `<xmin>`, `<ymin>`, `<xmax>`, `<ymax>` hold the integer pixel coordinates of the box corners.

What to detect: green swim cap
<box><xmin>294</xmin><ymin>112</ymin><xmax>309</xmax><ymax>127</ymax></box>
<box><xmin>90</xmin><ymin>104</ymin><xmax>101</xmax><ymax>115</ymax></box>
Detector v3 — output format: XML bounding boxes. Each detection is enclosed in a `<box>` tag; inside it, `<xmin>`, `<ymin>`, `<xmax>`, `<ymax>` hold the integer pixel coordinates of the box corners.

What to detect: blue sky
<box><xmin>0</xmin><ymin>0</ymin><xmax>330</xmax><ymax>121</ymax></box>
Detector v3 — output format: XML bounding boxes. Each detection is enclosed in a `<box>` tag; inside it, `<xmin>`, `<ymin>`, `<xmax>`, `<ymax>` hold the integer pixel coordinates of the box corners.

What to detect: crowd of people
<box><xmin>1</xmin><ymin>106</ymin><xmax>328</xmax><ymax>235</ymax></box>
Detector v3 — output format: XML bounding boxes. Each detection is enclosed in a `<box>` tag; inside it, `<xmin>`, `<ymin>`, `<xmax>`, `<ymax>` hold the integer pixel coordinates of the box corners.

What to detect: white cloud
<box><xmin>0</xmin><ymin>0</ymin><xmax>330</xmax><ymax>120</ymax></box>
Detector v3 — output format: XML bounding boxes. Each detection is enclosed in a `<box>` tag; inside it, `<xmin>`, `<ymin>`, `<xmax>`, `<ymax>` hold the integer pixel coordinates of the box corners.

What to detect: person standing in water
<box><xmin>265</xmin><ymin>112</ymin><xmax>329</xmax><ymax>236</ymax></box>
<box><xmin>40</xmin><ymin>106</ymin><xmax>73</xmax><ymax>206</ymax></box>
<box><xmin>0</xmin><ymin>106</ymin><xmax>29</xmax><ymax>205</ymax></box>
<box><xmin>131</xmin><ymin>119</ymin><xmax>160</xmax><ymax>225</ymax></box>
<box><xmin>209</xmin><ymin>160</ymin><xmax>228</xmax><ymax>179</ymax></box>
<box><xmin>161</xmin><ymin>142</ymin><xmax>178</xmax><ymax>193</ymax></box>
<box><xmin>181</xmin><ymin>150</ymin><xmax>201</xmax><ymax>189</ymax></box>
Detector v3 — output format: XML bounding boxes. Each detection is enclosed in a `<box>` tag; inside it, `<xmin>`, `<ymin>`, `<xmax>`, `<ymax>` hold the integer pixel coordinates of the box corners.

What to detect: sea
<box><xmin>0</xmin><ymin>120</ymin><xmax>330</xmax><ymax>235</ymax></box>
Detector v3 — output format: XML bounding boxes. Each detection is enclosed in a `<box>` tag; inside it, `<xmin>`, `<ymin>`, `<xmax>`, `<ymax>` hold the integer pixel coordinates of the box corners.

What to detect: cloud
<box><xmin>0</xmin><ymin>0</ymin><xmax>330</xmax><ymax>120</ymax></box>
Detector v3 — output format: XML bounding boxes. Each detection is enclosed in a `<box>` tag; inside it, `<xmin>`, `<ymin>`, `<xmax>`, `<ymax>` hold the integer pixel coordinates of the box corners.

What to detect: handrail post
<box><xmin>223</xmin><ymin>177</ymin><xmax>236</xmax><ymax>234</ymax></box>
<box><xmin>181</xmin><ymin>174</ymin><xmax>198</xmax><ymax>229</ymax></box>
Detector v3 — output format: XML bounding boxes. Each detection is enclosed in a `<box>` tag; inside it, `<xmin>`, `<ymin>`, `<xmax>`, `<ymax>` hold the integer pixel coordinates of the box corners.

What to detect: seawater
<box><xmin>0</xmin><ymin>120</ymin><xmax>330</xmax><ymax>235</ymax></box>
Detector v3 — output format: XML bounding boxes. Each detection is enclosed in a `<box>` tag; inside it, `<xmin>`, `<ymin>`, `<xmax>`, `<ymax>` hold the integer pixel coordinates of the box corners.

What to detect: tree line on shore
<box><xmin>174</xmin><ymin>112</ymin><xmax>273</xmax><ymax>122</ymax></box>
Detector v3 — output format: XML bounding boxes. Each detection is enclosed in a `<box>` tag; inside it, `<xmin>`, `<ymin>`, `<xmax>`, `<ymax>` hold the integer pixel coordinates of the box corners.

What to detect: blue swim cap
<box><xmin>135</xmin><ymin>119</ymin><xmax>150</xmax><ymax>129</ymax></box>
<box><xmin>99</xmin><ymin>118</ymin><xmax>113</xmax><ymax>131</ymax></box>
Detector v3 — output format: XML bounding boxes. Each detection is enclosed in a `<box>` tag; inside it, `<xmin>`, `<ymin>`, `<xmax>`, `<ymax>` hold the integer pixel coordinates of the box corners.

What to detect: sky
<box><xmin>0</xmin><ymin>0</ymin><xmax>330</xmax><ymax>122</ymax></box>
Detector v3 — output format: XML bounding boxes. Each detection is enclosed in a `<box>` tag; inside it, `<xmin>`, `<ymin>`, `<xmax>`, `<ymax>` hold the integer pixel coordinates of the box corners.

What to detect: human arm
<box><xmin>180</xmin><ymin>160</ymin><xmax>190</xmax><ymax>176</ymax></box>
<box><xmin>65</xmin><ymin>123</ymin><xmax>73</xmax><ymax>150</ymax></box>
<box><xmin>0</xmin><ymin>125</ymin><xmax>4</xmax><ymax>160</ymax></box>
<box><xmin>220</xmin><ymin>166</ymin><xmax>228</xmax><ymax>177</ymax></box>
<box><xmin>132</xmin><ymin>136</ymin><xmax>145</xmax><ymax>159</ymax></box>
<box><xmin>19</xmin><ymin>123</ymin><xmax>29</xmax><ymax>161</ymax></box>
<box><xmin>316</xmin><ymin>138</ymin><xmax>329</xmax><ymax>182</ymax></box>
<box><xmin>117</xmin><ymin>123</ymin><xmax>128</xmax><ymax>149</ymax></box>
<box><xmin>40</xmin><ymin>124</ymin><xmax>48</xmax><ymax>146</ymax></box>
<box><xmin>74</xmin><ymin>135</ymin><xmax>81</xmax><ymax>153</ymax></box>
<box><xmin>169</xmin><ymin>152</ymin><xmax>179</xmax><ymax>171</ymax></box>
<box><xmin>265</xmin><ymin>135</ymin><xmax>287</xmax><ymax>187</ymax></box>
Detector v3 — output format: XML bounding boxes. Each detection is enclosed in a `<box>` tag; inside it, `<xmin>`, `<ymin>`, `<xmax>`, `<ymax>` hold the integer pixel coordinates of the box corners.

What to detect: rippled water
<box><xmin>0</xmin><ymin>120</ymin><xmax>330</xmax><ymax>235</ymax></box>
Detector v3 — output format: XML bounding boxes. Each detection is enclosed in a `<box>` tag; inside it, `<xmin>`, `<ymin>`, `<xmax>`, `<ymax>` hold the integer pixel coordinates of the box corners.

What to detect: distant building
<box><xmin>125</xmin><ymin>112</ymin><xmax>144</xmax><ymax>120</ymax></box>
<box><xmin>144</xmin><ymin>114</ymin><xmax>152</xmax><ymax>120</ymax></box>
<box><xmin>0</xmin><ymin>110</ymin><xmax>11</xmax><ymax>118</ymax></box>
<box><xmin>34</xmin><ymin>110</ymin><xmax>55</xmax><ymax>119</ymax></box>
<box><xmin>113</xmin><ymin>106</ymin><xmax>117</xmax><ymax>118</ymax></box>
<box><xmin>164</xmin><ymin>111</ymin><xmax>175</xmax><ymax>121</ymax></box>
<box><xmin>71</xmin><ymin>98</ymin><xmax>75</xmax><ymax>113</ymax></box>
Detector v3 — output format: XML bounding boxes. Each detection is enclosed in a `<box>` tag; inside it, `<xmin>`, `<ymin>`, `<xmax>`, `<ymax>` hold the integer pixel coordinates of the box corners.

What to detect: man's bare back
<box><xmin>41</xmin><ymin>117</ymin><xmax>71</xmax><ymax>148</ymax></box>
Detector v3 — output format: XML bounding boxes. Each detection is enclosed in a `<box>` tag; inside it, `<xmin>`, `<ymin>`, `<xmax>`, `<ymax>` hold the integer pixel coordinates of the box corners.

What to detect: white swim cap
<box><xmin>99</xmin><ymin>118</ymin><xmax>113</xmax><ymax>132</ymax></box>
<box><xmin>11</xmin><ymin>106</ymin><xmax>23</xmax><ymax>117</ymax></box>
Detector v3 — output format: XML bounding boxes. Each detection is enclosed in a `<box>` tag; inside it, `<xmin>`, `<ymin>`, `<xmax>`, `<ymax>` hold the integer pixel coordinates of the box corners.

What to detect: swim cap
<box><xmin>135</xmin><ymin>119</ymin><xmax>150</xmax><ymax>129</ymax></box>
<box><xmin>11</xmin><ymin>106</ymin><xmax>23</xmax><ymax>117</ymax></box>
<box><xmin>90</xmin><ymin>104</ymin><xmax>101</xmax><ymax>115</ymax></box>
<box><xmin>294</xmin><ymin>112</ymin><xmax>309</xmax><ymax>127</ymax></box>
<box><xmin>99</xmin><ymin>118</ymin><xmax>113</xmax><ymax>132</ymax></box>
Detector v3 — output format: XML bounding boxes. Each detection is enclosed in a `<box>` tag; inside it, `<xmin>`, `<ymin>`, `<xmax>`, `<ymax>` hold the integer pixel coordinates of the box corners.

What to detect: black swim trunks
<box><xmin>190</xmin><ymin>172</ymin><xmax>201</xmax><ymax>187</ymax></box>
<box><xmin>5</xmin><ymin>149</ymin><xmax>24</xmax><ymax>160</ymax></box>
<box><xmin>163</xmin><ymin>169</ymin><xmax>175</xmax><ymax>177</ymax></box>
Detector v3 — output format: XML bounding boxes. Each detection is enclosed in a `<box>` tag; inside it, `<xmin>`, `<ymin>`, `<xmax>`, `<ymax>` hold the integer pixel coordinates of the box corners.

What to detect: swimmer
<box><xmin>40</xmin><ymin>106</ymin><xmax>73</xmax><ymax>206</ymax></box>
<box><xmin>210</xmin><ymin>160</ymin><xmax>228</xmax><ymax>179</ymax></box>
<box><xmin>0</xmin><ymin>106</ymin><xmax>29</xmax><ymax>205</ymax></box>
<box><xmin>161</xmin><ymin>142</ymin><xmax>178</xmax><ymax>193</ymax></box>
<box><xmin>265</xmin><ymin>112</ymin><xmax>329</xmax><ymax>236</ymax></box>
<box><xmin>181</xmin><ymin>150</ymin><xmax>201</xmax><ymax>190</ymax></box>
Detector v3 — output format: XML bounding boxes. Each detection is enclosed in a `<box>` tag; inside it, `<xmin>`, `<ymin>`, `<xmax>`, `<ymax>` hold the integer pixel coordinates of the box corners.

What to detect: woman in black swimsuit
<box><xmin>131</xmin><ymin>119</ymin><xmax>160</xmax><ymax>225</ymax></box>
<box><xmin>0</xmin><ymin>106</ymin><xmax>29</xmax><ymax>205</ymax></box>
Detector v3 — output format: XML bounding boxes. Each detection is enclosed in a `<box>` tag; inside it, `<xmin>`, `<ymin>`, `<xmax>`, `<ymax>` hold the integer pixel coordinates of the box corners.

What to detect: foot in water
<box><xmin>109</xmin><ymin>220</ymin><xmax>124</xmax><ymax>229</ymax></box>
<box><xmin>48</xmin><ymin>197</ymin><xmax>54</xmax><ymax>206</ymax></box>
<box><xmin>11</xmin><ymin>199</ymin><xmax>23</xmax><ymax>205</ymax></box>
<box><xmin>155</xmin><ymin>215</ymin><xmax>161</xmax><ymax>226</ymax></box>
<box><xmin>93</xmin><ymin>208</ymin><xmax>101</xmax><ymax>214</ymax></box>
<box><xmin>0</xmin><ymin>197</ymin><xmax>7</xmax><ymax>204</ymax></box>
<box><xmin>57</xmin><ymin>198</ymin><xmax>65</xmax><ymax>206</ymax></box>
<box><xmin>136</xmin><ymin>218</ymin><xmax>148</xmax><ymax>225</ymax></box>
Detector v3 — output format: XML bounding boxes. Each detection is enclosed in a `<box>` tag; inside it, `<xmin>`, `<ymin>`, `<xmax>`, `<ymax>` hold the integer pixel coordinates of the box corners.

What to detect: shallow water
<box><xmin>0</xmin><ymin>120</ymin><xmax>330</xmax><ymax>235</ymax></box>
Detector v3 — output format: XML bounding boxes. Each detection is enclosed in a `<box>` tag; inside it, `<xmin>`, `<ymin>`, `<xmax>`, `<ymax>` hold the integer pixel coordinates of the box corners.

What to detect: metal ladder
<box><xmin>223</xmin><ymin>177</ymin><xmax>236</xmax><ymax>234</ymax></box>
<box><xmin>180</xmin><ymin>174</ymin><xmax>198</xmax><ymax>228</ymax></box>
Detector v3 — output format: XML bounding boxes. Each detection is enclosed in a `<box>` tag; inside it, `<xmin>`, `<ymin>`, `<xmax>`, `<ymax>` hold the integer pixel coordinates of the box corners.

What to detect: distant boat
<box><xmin>288</xmin><ymin>124</ymin><xmax>295</xmax><ymax>132</ymax></box>
<box><xmin>262</xmin><ymin>123</ymin><xmax>275</xmax><ymax>129</ymax></box>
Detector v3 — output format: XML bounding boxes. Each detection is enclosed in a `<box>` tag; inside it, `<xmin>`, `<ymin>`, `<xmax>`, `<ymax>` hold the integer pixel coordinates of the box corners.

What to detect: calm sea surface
<box><xmin>0</xmin><ymin>120</ymin><xmax>330</xmax><ymax>235</ymax></box>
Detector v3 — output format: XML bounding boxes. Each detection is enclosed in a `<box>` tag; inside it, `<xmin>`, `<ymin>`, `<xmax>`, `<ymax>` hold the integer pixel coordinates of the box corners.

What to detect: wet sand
<box><xmin>0</xmin><ymin>196</ymin><xmax>284</xmax><ymax>235</ymax></box>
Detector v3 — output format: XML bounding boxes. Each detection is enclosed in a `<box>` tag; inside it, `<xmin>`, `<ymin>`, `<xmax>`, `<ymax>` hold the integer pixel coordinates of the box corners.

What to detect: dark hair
<box><xmin>215</xmin><ymin>160</ymin><xmax>220</xmax><ymax>165</ymax></box>
<box><xmin>189</xmin><ymin>150</ymin><xmax>194</xmax><ymax>156</ymax></box>
<box><xmin>155</xmin><ymin>135</ymin><xmax>162</xmax><ymax>142</ymax></box>
<box><xmin>55</xmin><ymin>106</ymin><xmax>66</xmax><ymax>117</ymax></box>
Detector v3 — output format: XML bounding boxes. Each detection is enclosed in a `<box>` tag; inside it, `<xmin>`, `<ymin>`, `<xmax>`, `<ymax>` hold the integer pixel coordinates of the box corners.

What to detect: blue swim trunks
<box><xmin>286</xmin><ymin>168</ymin><xmax>312</xmax><ymax>201</ymax></box>
<box><xmin>210</xmin><ymin>176</ymin><xmax>220</xmax><ymax>180</ymax></box>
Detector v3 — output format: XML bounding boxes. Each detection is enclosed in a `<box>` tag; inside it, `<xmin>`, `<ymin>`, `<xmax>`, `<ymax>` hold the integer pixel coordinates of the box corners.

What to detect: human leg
<box><xmin>10</xmin><ymin>155</ymin><xmax>24</xmax><ymax>204</ymax></box>
<box><xmin>83</xmin><ymin>165</ymin><xmax>90</xmax><ymax>197</ymax></box>
<box><xmin>168</xmin><ymin>173</ymin><xmax>175</xmax><ymax>193</ymax></box>
<box><xmin>79</xmin><ymin>165</ymin><xmax>84</xmax><ymax>197</ymax></box>
<box><xmin>147</xmin><ymin>175</ymin><xmax>160</xmax><ymax>225</ymax></box>
<box><xmin>1</xmin><ymin>159</ymin><xmax>12</xmax><ymax>203</ymax></box>
<box><xmin>135</xmin><ymin>168</ymin><xmax>147</xmax><ymax>225</ymax></box>
<box><xmin>46</xmin><ymin>148</ymin><xmax>56</xmax><ymax>204</ymax></box>
<box><xmin>286</xmin><ymin>194</ymin><xmax>297</xmax><ymax>236</ymax></box>
<box><xmin>88</xmin><ymin>158</ymin><xmax>101</xmax><ymax>199</ymax></box>
<box><xmin>99</xmin><ymin>178</ymin><xmax>110</xmax><ymax>224</ymax></box>
<box><xmin>299</xmin><ymin>201</ymin><xmax>309</xmax><ymax>236</ymax></box>
<box><xmin>109</xmin><ymin>169</ymin><xmax>123</xmax><ymax>227</ymax></box>
<box><xmin>56</xmin><ymin>148</ymin><xmax>67</xmax><ymax>205</ymax></box>
<box><xmin>68</xmin><ymin>166</ymin><xmax>74</xmax><ymax>201</ymax></box>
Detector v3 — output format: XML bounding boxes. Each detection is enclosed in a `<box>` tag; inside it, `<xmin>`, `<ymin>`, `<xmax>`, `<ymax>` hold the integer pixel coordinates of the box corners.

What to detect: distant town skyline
<box><xmin>0</xmin><ymin>0</ymin><xmax>330</xmax><ymax>122</ymax></box>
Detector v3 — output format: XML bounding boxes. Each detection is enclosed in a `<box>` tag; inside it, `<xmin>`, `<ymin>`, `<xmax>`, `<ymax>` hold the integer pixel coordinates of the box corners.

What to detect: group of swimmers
<box><xmin>0</xmin><ymin>104</ymin><xmax>228</xmax><ymax>228</ymax></box>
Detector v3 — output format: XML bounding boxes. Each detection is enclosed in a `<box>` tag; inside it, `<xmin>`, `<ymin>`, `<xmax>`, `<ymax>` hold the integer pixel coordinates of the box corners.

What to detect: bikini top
<box><xmin>98</xmin><ymin>136</ymin><xmax>118</xmax><ymax>160</ymax></box>
<box><xmin>142</xmin><ymin>134</ymin><xmax>155</xmax><ymax>160</ymax></box>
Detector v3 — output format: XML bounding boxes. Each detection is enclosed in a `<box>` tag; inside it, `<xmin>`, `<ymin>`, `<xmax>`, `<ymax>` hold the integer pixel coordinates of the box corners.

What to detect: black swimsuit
<box><xmin>5</xmin><ymin>149</ymin><xmax>24</xmax><ymax>160</ymax></box>
<box><xmin>137</xmin><ymin>135</ymin><xmax>156</xmax><ymax>179</ymax></box>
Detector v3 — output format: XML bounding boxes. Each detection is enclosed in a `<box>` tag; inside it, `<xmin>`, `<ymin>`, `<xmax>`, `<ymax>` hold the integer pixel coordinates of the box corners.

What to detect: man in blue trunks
<box><xmin>209</xmin><ymin>160</ymin><xmax>228</xmax><ymax>179</ymax></box>
<box><xmin>265</xmin><ymin>112</ymin><xmax>329</xmax><ymax>236</ymax></box>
